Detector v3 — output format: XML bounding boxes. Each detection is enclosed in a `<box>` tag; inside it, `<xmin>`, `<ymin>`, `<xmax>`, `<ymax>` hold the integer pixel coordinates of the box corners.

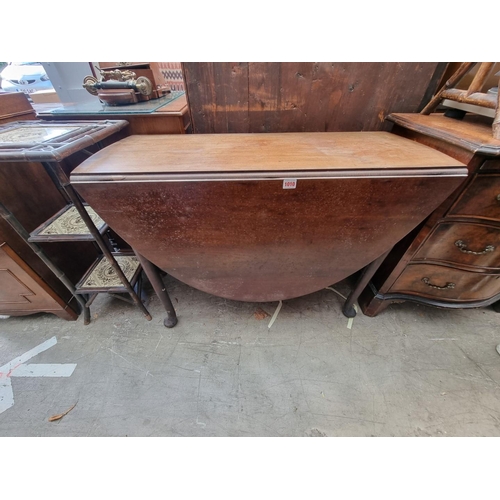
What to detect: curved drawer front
<box><xmin>479</xmin><ymin>160</ymin><xmax>500</xmax><ymax>172</ymax></box>
<box><xmin>389</xmin><ymin>263</ymin><xmax>500</xmax><ymax>301</ymax></box>
<box><xmin>413</xmin><ymin>222</ymin><xmax>500</xmax><ymax>269</ymax></box>
<box><xmin>449</xmin><ymin>174</ymin><xmax>500</xmax><ymax>221</ymax></box>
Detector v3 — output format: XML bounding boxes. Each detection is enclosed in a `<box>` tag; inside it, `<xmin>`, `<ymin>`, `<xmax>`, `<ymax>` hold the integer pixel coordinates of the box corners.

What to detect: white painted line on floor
<box><xmin>12</xmin><ymin>363</ymin><xmax>77</xmax><ymax>378</ymax></box>
<box><xmin>0</xmin><ymin>336</ymin><xmax>77</xmax><ymax>415</ymax></box>
<box><xmin>1</xmin><ymin>335</ymin><xmax>57</xmax><ymax>373</ymax></box>
<box><xmin>0</xmin><ymin>379</ymin><xmax>14</xmax><ymax>415</ymax></box>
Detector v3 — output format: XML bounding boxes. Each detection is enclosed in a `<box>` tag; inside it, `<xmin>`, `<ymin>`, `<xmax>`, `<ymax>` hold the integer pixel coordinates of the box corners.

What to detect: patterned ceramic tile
<box><xmin>80</xmin><ymin>256</ymin><xmax>140</xmax><ymax>289</ymax></box>
<box><xmin>39</xmin><ymin>206</ymin><xmax>105</xmax><ymax>235</ymax></box>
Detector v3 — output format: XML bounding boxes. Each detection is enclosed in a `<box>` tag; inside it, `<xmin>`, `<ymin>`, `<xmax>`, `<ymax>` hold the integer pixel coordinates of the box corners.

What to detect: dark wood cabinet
<box><xmin>36</xmin><ymin>93</ymin><xmax>191</xmax><ymax>135</ymax></box>
<box><xmin>0</xmin><ymin>92</ymin><xmax>36</xmax><ymax>125</ymax></box>
<box><xmin>359</xmin><ymin>113</ymin><xmax>500</xmax><ymax>315</ymax></box>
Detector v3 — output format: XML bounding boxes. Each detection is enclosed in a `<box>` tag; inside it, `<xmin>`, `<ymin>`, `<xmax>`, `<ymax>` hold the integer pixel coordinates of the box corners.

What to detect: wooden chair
<box><xmin>421</xmin><ymin>62</ymin><xmax>500</xmax><ymax>139</ymax></box>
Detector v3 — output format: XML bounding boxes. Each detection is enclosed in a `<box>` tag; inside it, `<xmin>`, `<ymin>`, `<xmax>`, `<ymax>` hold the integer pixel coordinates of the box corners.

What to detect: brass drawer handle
<box><xmin>421</xmin><ymin>277</ymin><xmax>455</xmax><ymax>290</ymax></box>
<box><xmin>496</xmin><ymin>194</ymin><xmax>500</xmax><ymax>202</ymax></box>
<box><xmin>455</xmin><ymin>240</ymin><xmax>495</xmax><ymax>255</ymax></box>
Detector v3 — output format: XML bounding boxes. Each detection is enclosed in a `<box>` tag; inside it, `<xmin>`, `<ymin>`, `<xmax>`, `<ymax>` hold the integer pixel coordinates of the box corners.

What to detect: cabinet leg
<box><xmin>342</xmin><ymin>250</ymin><xmax>391</xmax><ymax>318</ymax></box>
<box><xmin>134</xmin><ymin>251</ymin><xmax>178</xmax><ymax>328</ymax></box>
<box><xmin>358</xmin><ymin>295</ymin><xmax>392</xmax><ymax>317</ymax></box>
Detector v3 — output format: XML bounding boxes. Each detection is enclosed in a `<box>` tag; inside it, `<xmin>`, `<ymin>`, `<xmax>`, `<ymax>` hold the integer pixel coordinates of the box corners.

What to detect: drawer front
<box><xmin>479</xmin><ymin>160</ymin><xmax>500</xmax><ymax>172</ymax></box>
<box><xmin>413</xmin><ymin>222</ymin><xmax>500</xmax><ymax>269</ymax></box>
<box><xmin>389</xmin><ymin>263</ymin><xmax>500</xmax><ymax>301</ymax></box>
<box><xmin>0</xmin><ymin>243</ymin><xmax>61</xmax><ymax>312</ymax></box>
<box><xmin>449</xmin><ymin>174</ymin><xmax>500</xmax><ymax>221</ymax></box>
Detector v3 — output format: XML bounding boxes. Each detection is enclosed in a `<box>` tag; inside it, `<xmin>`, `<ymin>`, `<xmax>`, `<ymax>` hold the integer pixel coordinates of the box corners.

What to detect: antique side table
<box><xmin>0</xmin><ymin>119</ymin><xmax>151</xmax><ymax>323</ymax></box>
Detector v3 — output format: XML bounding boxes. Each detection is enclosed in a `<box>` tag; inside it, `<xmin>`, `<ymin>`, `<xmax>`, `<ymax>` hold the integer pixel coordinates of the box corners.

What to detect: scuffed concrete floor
<box><xmin>1</xmin><ymin>274</ymin><xmax>500</xmax><ymax>437</ymax></box>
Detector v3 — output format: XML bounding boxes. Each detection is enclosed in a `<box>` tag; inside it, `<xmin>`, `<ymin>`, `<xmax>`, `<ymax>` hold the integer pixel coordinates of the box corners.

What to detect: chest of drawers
<box><xmin>359</xmin><ymin>113</ymin><xmax>500</xmax><ymax>316</ymax></box>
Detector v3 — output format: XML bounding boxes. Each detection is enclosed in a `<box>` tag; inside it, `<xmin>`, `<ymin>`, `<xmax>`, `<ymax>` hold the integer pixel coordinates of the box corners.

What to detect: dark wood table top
<box><xmin>71</xmin><ymin>131</ymin><xmax>468</xmax><ymax>302</ymax></box>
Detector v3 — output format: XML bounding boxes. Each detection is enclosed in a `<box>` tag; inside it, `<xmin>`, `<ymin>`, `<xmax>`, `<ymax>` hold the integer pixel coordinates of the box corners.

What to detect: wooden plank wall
<box><xmin>182</xmin><ymin>62</ymin><xmax>447</xmax><ymax>134</ymax></box>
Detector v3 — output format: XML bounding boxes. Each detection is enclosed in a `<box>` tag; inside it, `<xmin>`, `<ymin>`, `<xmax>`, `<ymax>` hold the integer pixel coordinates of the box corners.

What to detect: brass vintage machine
<box><xmin>83</xmin><ymin>63</ymin><xmax>171</xmax><ymax>106</ymax></box>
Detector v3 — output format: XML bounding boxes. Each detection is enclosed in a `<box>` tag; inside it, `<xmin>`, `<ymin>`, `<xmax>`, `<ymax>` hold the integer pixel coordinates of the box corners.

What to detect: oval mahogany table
<box><xmin>70</xmin><ymin>132</ymin><xmax>467</xmax><ymax>325</ymax></box>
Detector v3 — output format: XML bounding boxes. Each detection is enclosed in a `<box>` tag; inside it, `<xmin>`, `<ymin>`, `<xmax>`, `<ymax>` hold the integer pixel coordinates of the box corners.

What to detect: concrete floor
<box><xmin>1</xmin><ymin>274</ymin><xmax>500</xmax><ymax>437</ymax></box>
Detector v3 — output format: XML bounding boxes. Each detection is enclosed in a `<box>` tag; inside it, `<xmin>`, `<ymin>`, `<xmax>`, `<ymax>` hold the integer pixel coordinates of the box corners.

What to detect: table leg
<box><xmin>342</xmin><ymin>249</ymin><xmax>391</xmax><ymax>318</ymax></box>
<box><xmin>134</xmin><ymin>251</ymin><xmax>178</xmax><ymax>328</ymax></box>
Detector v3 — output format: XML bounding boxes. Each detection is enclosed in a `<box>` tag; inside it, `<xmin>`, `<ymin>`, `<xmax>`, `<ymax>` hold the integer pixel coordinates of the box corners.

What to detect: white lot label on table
<box><xmin>282</xmin><ymin>179</ymin><xmax>297</xmax><ymax>189</ymax></box>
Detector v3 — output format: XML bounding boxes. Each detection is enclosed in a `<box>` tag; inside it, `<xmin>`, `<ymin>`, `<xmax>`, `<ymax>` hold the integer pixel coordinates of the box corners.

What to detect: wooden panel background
<box><xmin>182</xmin><ymin>62</ymin><xmax>447</xmax><ymax>134</ymax></box>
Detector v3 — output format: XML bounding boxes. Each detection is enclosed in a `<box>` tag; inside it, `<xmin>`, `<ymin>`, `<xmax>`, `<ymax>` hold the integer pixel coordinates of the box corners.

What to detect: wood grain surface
<box><xmin>71</xmin><ymin>132</ymin><xmax>464</xmax><ymax>177</ymax></box>
<box><xmin>413</xmin><ymin>221</ymin><xmax>500</xmax><ymax>269</ymax></box>
<box><xmin>71</xmin><ymin>132</ymin><xmax>467</xmax><ymax>302</ymax></box>
<box><xmin>182</xmin><ymin>63</ymin><xmax>447</xmax><ymax>134</ymax></box>
<box><xmin>0</xmin><ymin>243</ymin><xmax>77</xmax><ymax>320</ymax></box>
<box><xmin>388</xmin><ymin>113</ymin><xmax>500</xmax><ymax>154</ymax></box>
<box><xmin>0</xmin><ymin>93</ymin><xmax>37</xmax><ymax>124</ymax></box>
<box><xmin>449</xmin><ymin>174</ymin><xmax>500</xmax><ymax>221</ymax></box>
<box><xmin>389</xmin><ymin>263</ymin><xmax>500</xmax><ymax>302</ymax></box>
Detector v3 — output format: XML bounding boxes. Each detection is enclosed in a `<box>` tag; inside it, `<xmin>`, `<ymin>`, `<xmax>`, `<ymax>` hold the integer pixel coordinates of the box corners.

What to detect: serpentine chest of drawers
<box><xmin>359</xmin><ymin>113</ymin><xmax>500</xmax><ymax>316</ymax></box>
